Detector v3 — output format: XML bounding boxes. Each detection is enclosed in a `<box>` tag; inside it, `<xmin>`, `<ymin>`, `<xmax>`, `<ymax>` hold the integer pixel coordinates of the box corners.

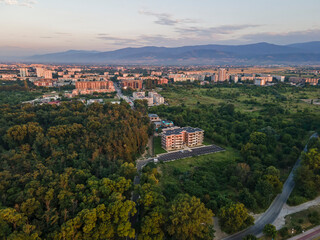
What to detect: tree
<box><xmin>167</xmin><ymin>194</ymin><xmax>214</xmax><ymax>240</ymax></box>
<box><xmin>249</xmin><ymin>132</ymin><xmax>267</xmax><ymax>145</ymax></box>
<box><xmin>138</xmin><ymin>207</ymin><xmax>165</xmax><ymax>240</ymax></box>
<box><xmin>219</xmin><ymin>203</ymin><xmax>254</xmax><ymax>233</ymax></box>
<box><xmin>263</xmin><ymin>224</ymin><xmax>277</xmax><ymax>239</ymax></box>
<box><xmin>242</xmin><ymin>234</ymin><xmax>258</xmax><ymax>240</ymax></box>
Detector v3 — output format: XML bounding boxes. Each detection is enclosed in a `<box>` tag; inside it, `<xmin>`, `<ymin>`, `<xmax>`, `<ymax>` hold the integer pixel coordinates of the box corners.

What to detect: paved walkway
<box><xmin>273</xmin><ymin>197</ymin><xmax>320</xmax><ymax>230</ymax></box>
<box><xmin>288</xmin><ymin>226</ymin><xmax>320</xmax><ymax>240</ymax></box>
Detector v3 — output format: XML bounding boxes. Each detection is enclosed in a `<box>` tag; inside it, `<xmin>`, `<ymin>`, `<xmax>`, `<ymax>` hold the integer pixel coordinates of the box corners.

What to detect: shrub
<box><xmin>308</xmin><ymin>211</ymin><xmax>320</xmax><ymax>225</ymax></box>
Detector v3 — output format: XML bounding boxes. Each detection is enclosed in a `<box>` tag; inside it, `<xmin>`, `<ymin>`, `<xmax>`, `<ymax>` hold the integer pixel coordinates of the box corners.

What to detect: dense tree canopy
<box><xmin>0</xmin><ymin>102</ymin><xmax>149</xmax><ymax>239</ymax></box>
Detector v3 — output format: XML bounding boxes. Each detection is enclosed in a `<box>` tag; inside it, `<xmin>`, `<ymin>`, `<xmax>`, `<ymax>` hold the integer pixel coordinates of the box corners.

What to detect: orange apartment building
<box><xmin>34</xmin><ymin>79</ymin><xmax>55</xmax><ymax>87</ymax></box>
<box><xmin>305</xmin><ymin>78</ymin><xmax>319</xmax><ymax>85</ymax></box>
<box><xmin>161</xmin><ymin>127</ymin><xmax>204</xmax><ymax>151</ymax></box>
<box><xmin>72</xmin><ymin>80</ymin><xmax>115</xmax><ymax>96</ymax></box>
<box><xmin>120</xmin><ymin>79</ymin><xmax>143</xmax><ymax>90</ymax></box>
<box><xmin>157</xmin><ymin>78</ymin><xmax>169</xmax><ymax>85</ymax></box>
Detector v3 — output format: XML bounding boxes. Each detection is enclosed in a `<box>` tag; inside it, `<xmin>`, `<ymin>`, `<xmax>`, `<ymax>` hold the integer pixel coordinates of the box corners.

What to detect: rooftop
<box><xmin>148</xmin><ymin>114</ymin><xmax>159</xmax><ymax>118</ymax></box>
<box><xmin>162</xmin><ymin>127</ymin><xmax>203</xmax><ymax>136</ymax></box>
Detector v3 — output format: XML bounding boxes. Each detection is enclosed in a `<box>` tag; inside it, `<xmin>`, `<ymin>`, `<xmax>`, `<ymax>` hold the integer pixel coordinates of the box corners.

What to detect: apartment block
<box><xmin>20</xmin><ymin>68</ymin><xmax>29</xmax><ymax>77</ymax></box>
<box><xmin>72</xmin><ymin>80</ymin><xmax>115</xmax><ymax>96</ymax></box>
<box><xmin>120</xmin><ymin>79</ymin><xmax>143</xmax><ymax>90</ymax></box>
<box><xmin>34</xmin><ymin>79</ymin><xmax>54</xmax><ymax>87</ymax></box>
<box><xmin>157</xmin><ymin>78</ymin><xmax>168</xmax><ymax>85</ymax></box>
<box><xmin>149</xmin><ymin>91</ymin><xmax>164</xmax><ymax>105</ymax></box>
<box><xmin>161</xmin><ymin>127</ymin><xmax>204</xmax><ymax>151</ymax></box>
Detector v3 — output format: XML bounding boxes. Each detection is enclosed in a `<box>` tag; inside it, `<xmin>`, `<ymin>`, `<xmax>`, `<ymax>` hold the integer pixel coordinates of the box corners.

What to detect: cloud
<box><xmin>239</xmin><ymin>28</ymin><xmax>320</xmax><ymax>44</ymax></box>
<box><xmin>54</xmin><ymin>32</ymin><xmax>72</xmax><ymax>36</ymax></box>
<box><xmin>96</xmin><ymin>33</ymin><xmax>215</xmax><ymax>48</ymax></box>
<box><xmin>96</xmin><ymin>27</ymin><xmax>320</xmax><ymax>50</ymax></box>
<box><xmin>0</xmin><ymin>0</ymin><xmax>37</xmax><ymax>7</ymax></box>
<box><xmin>97</xmin><ymin>35</ymin><xmax>138</xmax><ymax>46</ymax></box>
<box><xmin>176</xmin><ymin>24</ymin><xmax>261</xmax><ymax>37</ymax></box>
<box><xmin>139</xmin><ymin>10</ymin><xmax>197</xmax><ymax>26</ymax></box>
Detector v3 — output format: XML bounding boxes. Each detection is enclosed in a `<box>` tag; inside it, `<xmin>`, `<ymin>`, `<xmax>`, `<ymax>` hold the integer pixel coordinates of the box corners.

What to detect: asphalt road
<box><xmin>223</xmin><ymin>133</ymin><xmax>319</xmax><ymax>240</ymax></box>
<box><xmin>113</xmin><ymin>82</ymin><xmax>134</xmax><ymax>108</ymax></box>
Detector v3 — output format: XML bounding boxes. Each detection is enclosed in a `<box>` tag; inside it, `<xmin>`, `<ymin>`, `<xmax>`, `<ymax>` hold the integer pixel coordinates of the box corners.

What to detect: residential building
<box><xmin>87</xmin><ymin>99</ymin><xmax>104</xmax><ymax>105</ymax></box>
<box><xmin>148</xmin><ymin>114</ymin><xmax>161</xmax><ymax>122</ymax></box>
<box><xmin>157</xmin><ymin>78</ymin><xmax>168</xmax><ymax>85</ymax></box>
<box><xmin>36</xmin><ymin>68</ymin><xmax>46</xmax><ymax>78</ymax></box>
<box><xmin>161</xmin><ymin>127</ymin><xmax>204</xmax><ymax>151</ymax></box>
<box><xmin>254</xmin><ymin>79</ymin><xmax>266</xmax><ymax>86</ymax></box>
<box><xmin>34</xmin><ymin>79</ymin><xmax>54</xmax><ymax>87</ymax></box>
<box><xmin>72</xmin><ymin>80</ymin><xmax>115</xmax><ymax>96</ymax></box>
<box><xmin>149</xmin><ymin>91</ymin><xmax>164</xmax><ymax>105</ymax></box>
<box><xmin>305</xmin><ymin>78</ymin><xmax>319</xmax><ymax>85</ymax></box>
<box><xmin>133</xmin><ymin>91</ymin><xmax>145</xmax><ymax>99</ymax></box>
<box><xmin>20</xmin><ymin>68</ymin><xmax>29</xmax><ymax>77</ymax></box>
<box><xmin>218</xmin><ymin>68</ymin><xmax>227</xmax><ymax>81</ymax></box>
<box><xmin>121</xmin><ymin>79</ymin><xmax>143</xmax><ymax>90</ymax></box>
<box><xmin>44</xmin><ymin>70</ymin><xmax>53</xmax><ymax>79</ymax></box>
<box><xmin>162</xmin><ymin>120</ymin><xmax>174</xmax><ymax>128</ymax></box>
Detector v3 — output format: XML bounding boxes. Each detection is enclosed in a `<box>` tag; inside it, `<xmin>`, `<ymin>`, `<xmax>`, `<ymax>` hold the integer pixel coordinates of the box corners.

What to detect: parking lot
<box><xmin>137</xmin><ymin>144</ymin><xmax>225</xmax><ymax>170</ymax></box>
<box><xmin>157</xmin><ymin>144</ymin><xmax>225</xmax><ymax>162</ymax></box>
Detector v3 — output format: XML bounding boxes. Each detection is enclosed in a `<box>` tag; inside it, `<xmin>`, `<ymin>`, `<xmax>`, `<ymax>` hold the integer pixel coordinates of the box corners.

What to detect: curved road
<box><xmin>223</xmin><ymin>133</ymin><xmax>319</xmax><ymax>240</ymax></box>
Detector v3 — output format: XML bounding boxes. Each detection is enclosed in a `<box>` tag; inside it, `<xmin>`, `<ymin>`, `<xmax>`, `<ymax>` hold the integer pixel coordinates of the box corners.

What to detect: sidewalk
<box><xmin>288</xmin><ymin>226</ymin><xmax>320</xmax><ymax>240</ymax></box>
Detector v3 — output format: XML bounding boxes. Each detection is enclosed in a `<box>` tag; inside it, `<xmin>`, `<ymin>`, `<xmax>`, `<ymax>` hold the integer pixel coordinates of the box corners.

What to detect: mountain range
<box><xmin>23</xmin><ymin>41</ymin><xmax>320</xmax><ymax>65</ymax></box>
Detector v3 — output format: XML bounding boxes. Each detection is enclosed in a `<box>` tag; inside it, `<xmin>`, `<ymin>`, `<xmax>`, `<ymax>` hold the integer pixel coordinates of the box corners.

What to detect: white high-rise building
<box><xmin>20</xmin><ymin>68</ymin><xmax>29</xmax><ymax>77</ymax></box>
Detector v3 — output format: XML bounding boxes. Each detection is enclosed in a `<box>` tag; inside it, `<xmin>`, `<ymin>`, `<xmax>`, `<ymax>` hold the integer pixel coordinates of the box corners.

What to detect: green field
<box><xmin>154</xmin><ymin>136</ymin><xmax>167</xmax><ymax>155</ymax></box>
<box><xmin>159</xmin><ymin>84</ymin><xmax>320</xmax><ymax>114</ymax></box>
<box><xmin>161</xmin><ymin>146</ymin><xmax>238</xmax><ymax>172</ymax></box>
<box><xmin>159</xmin><ymin>147</ymin><xmax>243</xmax><ymax>209</ymax></box>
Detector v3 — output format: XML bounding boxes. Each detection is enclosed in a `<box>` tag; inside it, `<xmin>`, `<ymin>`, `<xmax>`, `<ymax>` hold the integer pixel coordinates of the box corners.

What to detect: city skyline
<box><xmin>1</xmin><ymin>0</ymin><xmax>320</xmax><ymax>57</ymax></box>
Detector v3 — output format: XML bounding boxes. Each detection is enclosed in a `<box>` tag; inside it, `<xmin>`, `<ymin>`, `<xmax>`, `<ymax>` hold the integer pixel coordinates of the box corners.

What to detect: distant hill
<box><xmin>25</xmin><ymin>42</ymin><xmax>320</xmax><ymax>65</ymax></box>
<box><xmin>286</xmin><ymin>41</ymin><xmax>320</xmax><ymax>54</ymax></box>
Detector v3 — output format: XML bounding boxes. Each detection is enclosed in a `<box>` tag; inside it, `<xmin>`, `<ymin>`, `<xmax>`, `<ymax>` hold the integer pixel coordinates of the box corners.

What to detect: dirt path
<box><xmin>272</xmin><ymin>196</ymin><xmax>320</xmax><ymax>230</ymax></box>
<box><xmin>213</xmin><ymin>217</ymin><xmax>229</xmax><ymax>240</ymax></box>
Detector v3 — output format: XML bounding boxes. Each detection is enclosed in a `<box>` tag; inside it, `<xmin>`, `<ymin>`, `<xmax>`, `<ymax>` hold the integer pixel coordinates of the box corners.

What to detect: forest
<box><xmin>0</xmin><ymin>94</ymin><xmax>215</xmax><ymax>239</ymax></box>
<box><xmin>149</xmin><ymin>83</ymin><xmax>320</xmax><ymax>233</ymax></box>
<box><xmin>0</xmin><ymin>81</ymin><xmax>319</xmax><ymax>239</ymax></box>
<box><xmin>0</xmin><ymin>101</ymin><xmax>150</xmax><ymax>239</ymax></box>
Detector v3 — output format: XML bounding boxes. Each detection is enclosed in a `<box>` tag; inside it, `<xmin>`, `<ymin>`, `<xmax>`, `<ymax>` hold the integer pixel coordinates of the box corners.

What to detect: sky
<box><xmin>0</xmin><ymin>0</ymin><xmax>320</xmax><ymax>56</ymax></box>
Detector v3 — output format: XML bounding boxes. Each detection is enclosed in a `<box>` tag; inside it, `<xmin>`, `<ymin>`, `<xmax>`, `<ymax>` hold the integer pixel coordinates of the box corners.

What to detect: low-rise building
<box><xmin>149</xmin><ymin>91</ymin><xmax>164</xmax><ymax>105</ymax></box>
<box><xmin>34</xmin><ymin>79</ymin><xmax>55</xmax><ymax>87</ymax></box>
<box><xmin>157</xmin><ymin>78</ymin><xmax>168</xmax><ymax>85</ymax></box>
<box><xmin>161</xmin><ymin>127</ymin><xmax>204</xmax><ymax>151</ymax></box>
<box><xmin>87</xmin><ymin>99</ymin><xmax>104</xmax><ymax>105</ymax></box>
<box><xmin>148</xmin><ymin>114</ymin><xmax>161</xmax><ymax>122</ymax></box>
<box><xmin>254</xmin><ymin>79</ymin><xmax>266</xmax><ymax>86</ymax></box>
<box><xmin>162</xmin><ymin>120</ymin><xmax>174</xmax><ymax>128</ymax></box>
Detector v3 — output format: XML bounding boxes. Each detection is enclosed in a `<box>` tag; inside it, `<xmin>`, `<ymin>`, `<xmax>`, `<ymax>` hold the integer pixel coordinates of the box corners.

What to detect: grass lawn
<box><xmin>162</xmin><ymin>146</ymin><xmax>238</xmax><ymax>172</ymax></box>
<box><xmin>159</xmin><ymin>85</ymin><xmax>320</xmax><ymax>114</ymax></box>
<box><xmin>103</xmin><ymin>98</ymin><xmax>119</xmax><ymax>103</ymax></box>
<box><xmin>157</xmin><ymin>146</ymin><xmax>242</xmax><ymax>209</ymax></box>
<box><xmin>159</xmin><ymin>147</ymin><xmax>240</xmax><ymax>191</ymax></box>
<box><xmin>154</xmin><ymin>136</ymin><xmax>167</xmax><ymax>155</ymax></box>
